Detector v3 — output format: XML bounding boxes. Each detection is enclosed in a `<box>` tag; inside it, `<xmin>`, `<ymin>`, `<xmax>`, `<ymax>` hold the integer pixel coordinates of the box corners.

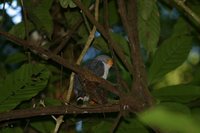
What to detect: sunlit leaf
<box><xmin>152</xmin><ymin>84</ymin><xmax>200</xmax><ymax>103</ymax></box>
<box><xmin>157</xmin><ymin>102</ymin><xmax>191</xmax><ymax>115</ymax></box>
<box><xmin>139</xmin><ymin>107</ymin><xmax>200</xmax><ymax>133</ymax></box>
<box><xmin>148</xmin><ymin>36</ymin><xmax>192</xmax><ymax>84</ymax></box>
<box><xmin>60</xmin><ymin>0</ymin><xmax>76</xmax><ymax>8</ymax></box>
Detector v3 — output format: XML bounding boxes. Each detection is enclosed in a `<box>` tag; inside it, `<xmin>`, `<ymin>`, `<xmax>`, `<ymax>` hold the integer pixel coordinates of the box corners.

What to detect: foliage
<box><xmin>0</xmin><ymin>0</ymin><xmax>200</xmax><ymax>132</ymax></box>
<box><xmin>0</xmin><ymin>63</ymin><xmax>50</xmax><ymax>112</ymax></box>
<box><xmin>139</xmin><ymin>106</ymin><xmax>200</xmax><ymax>133</ymax></box>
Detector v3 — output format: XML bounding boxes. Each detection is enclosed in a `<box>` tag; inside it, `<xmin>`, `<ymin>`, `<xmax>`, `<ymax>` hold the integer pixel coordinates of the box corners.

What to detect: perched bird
<box><xmin>74</xmin><ymin>55</ymin><xmax>113</xmax><ymax>104</ymax></box>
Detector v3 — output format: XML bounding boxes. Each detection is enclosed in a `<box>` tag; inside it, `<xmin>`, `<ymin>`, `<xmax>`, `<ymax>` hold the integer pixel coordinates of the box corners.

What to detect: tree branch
<box><xmin>73</xmin><ymin>0</ymin><xmax>133</xmax><ymax>74</ymax></box>
<box><xmin>174</xmin><ymin>0</ymin><xmax>200</xmax><ymax>25</ymax></box>
<box><xmin>65</xmin><ymin>0</ymin><xmax>100</xmax><ymax>105</ymax></box>
<box><xmin>0</xmin><ymin>31</ymin><xmax>122</xmax><ymax>97</ymax></box>
<box><xmin>117</xmin><ymin>0</ymin><xmax>154</xmax><ymax>107</ymax></box>
<box><xmin>0</xmin><ymin>104</ymin><xmax>121</xmax><ymax>122</ymax></box>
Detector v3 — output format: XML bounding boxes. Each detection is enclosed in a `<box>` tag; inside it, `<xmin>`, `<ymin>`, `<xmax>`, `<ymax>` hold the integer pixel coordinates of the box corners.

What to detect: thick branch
<box><xmin>0</xmin><ymin>104</ymin><xmax>120</xmax><ymax>122</ymax></box>
<box><xmin>73</xmin><ymin>0</ymin><xmax>133</xmax><ymax>74</ymax></box>
<box><xmin>0</xmin><ymin>31</ymin><xmax>122</xmax><ymax>97</ymax></box>
<box><xmin>117</xmin><ymin>0</ymin><xmax>154</xmax><ymax>107</ymax></box>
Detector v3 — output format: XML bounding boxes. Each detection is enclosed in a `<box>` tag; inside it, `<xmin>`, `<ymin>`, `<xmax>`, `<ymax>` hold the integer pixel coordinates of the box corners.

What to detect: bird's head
<box><xmin>95</xmin><ymin>55</ymin><xmax>113</xmax><ymax>69</ymax></box>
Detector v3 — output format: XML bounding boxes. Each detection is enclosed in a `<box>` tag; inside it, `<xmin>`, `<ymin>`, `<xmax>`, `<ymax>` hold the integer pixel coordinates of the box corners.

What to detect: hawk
<box><xmin>74</xmin><ymin>55</ymin><xmax>113</xmax><ymax>104</ymax></box>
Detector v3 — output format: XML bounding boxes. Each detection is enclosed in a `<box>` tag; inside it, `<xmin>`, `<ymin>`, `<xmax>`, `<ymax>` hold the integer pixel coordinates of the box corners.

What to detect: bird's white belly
<box><xmin>102</xmin><ymin>62</ymin><xmax>109</xmax><ymax>79</ymax></box>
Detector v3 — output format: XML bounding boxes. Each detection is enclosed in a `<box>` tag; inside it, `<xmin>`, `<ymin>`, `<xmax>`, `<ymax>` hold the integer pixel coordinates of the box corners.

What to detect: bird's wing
<box><xmin>84</xmin><ymin>60</ymin><xmax>105</xmax><ymax>77</ymax></box>
<box><xmin>74</xmin><ymin>59</ymin><xmax>108</xmax><ymax>104</ymax></box>
<box><xmin>74</xmin><ymin>74</ymin><xmax>85</xmax><ymax>98</ymax></box>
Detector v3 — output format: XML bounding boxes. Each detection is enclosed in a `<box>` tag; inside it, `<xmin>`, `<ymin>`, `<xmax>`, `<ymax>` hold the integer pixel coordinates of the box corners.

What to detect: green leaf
<box><xmin>192</xmin><ymin>108</ymin><xmax>200</xmax><ymax>122</ymax></box>
<box><xmin>0</xmin><ymin>127</ymin><xmax>23</xmax><ymax>133</ymax></box>
<box><xmin>0</xmin><ymin>64</ymin><xmax>50</xmax><ymax>112</ymax></box>
<box><xmin>64</xmin><ymin>11</ymin><xmax>87</xmax><ymax>39</ymax></box>
<box><xmin>157</xmin><ymin>102</ymin><xmax>191</xmax><ymax>115</ymax></box>
<box><xmin>9</xmin><ymin>21</ymin><xmax>34</xmax><ymax>39</ymax></box>
<box><xmin>138</xmin><ymin>0</ymin><xmax>155</xmax><ymax>20</ymax></box>
<box><xmin>0</xmin><ymin>64</ymin><xmax>7</xmax><ymax>80</ymax></box>
<box><xmin>65</xmin><ymin>11</ymin><xmax>81</xmax><ymax>26</ymax></box>
<box><xmin>139</xmin><ymin>107</ymin><xmax>200</xmax><ymax>133</ymax></box>
<box><xmin>91</xmin><ymin>121</ymin><xmax>112</xmax><ymax>133</ymax></box>
<box><xmin>99</xmin><ymin>0</ymin><xmax>120</xmax><ymax>25</ymax></box>
<box><xmin>148</xmin><ymin>36</ymin><xmax>192</xmax><ymax>84</ymax></box>
<box><xmin>25</xmin><ymin>0</ymin><xmax>53</xmax><ymax>36</ymax></box>
<box><xmin>117</xmin><ymin>58</ymin><xmax>132</xmax><ymax>86</ymax></box>
<box><xmin>172</xmin><ymin>18</ymin><xmax>191</xmax><ymax>37</ymax></box>
<box><xmin>138</xmin><ymin>0</ymin><xmax>160</xmax><ymax>53</ymax></box>
<box><xmin>60</xmin><ymin>0</ymin><xmax>76</xmax><ymax>8</ymax></box>
<box><xmin>31</xmin><ymin>119</ymin><xmax>55</xmax><ymax>133</ymax></box>
<box><xmin>5</xmin><ymin>52</ymin><xmax>27</xmax><ymax>64</ymax></box>
<box><xmin>91</xmin><ymin>119</ymin><xmax>148</xmax><ymax>133</ymax></box>
<box><xmin>9</xmin><ymin>22</ymin><xmax>25</xmax><ymax>39</ymax></box>
<box><xmin>93</xmin><ymin>32</ymin><xmax>130</xmax><ymax>56</ymax></box>
<box><xmin>191</xmin><ymin>67</ymin><xmax>200</xmax><ymax>85</ymax></box>
<box><xmin>116</xmin><ymin>119</ymin><xmax>148</xmax><ymax>133</ymax></box>
<box><xmin>93</xmin><ymin>36</ymin><xmax>109</xmax><ymax>53</ymax></box>
<box><xmin>44</xmin><ymin>97</ymin><xmax>62</xmax><ymax>106</ymax></box>
<box><xmin>152</xmin><ymin>84</ymin><xmax>200</xmax><ymax>103</ymax></box>
<box><xmin>110</xmin><ymin>33</ymin><xmax>130</xmax><ymax>56</ymax></box>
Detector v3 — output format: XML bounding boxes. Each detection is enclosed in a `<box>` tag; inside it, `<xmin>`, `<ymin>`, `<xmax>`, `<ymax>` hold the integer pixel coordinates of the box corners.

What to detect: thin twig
<box><xmin>54</xmin><ymin>1</ymin><xmax>104</xmax><ymax>129</ymax></box>
<box><xmin>73</xmin><ymin>0</ymin><xmax>133</xmax><ymax>74</ymax></box>
<box><xmin>174</xmin><ymin>0</ymin><xmax>200</xmax><ymax>25</ymax></box>
<box><xmin>20</xmin><ymin>0</ymin><xmax>29</xmax><ymax>39</ymax></box>
<box><xmin>65</xmin><ymin>0</ymin><xmax>100</xmax><ymax>103</ymax></box>
<box><xmin>110</xmin><ymin>113</ymin><xmax>122</xmax><ymax>133</ymax></box>
<box><xmin>82</xmin><ymin>13</ymin><xmax>91</xmax><ymax>32</ymax></box>
<box><xmin>53</xmin><ymin>115</ymin><xmax>64</xmax><ymax>133</ymax></box>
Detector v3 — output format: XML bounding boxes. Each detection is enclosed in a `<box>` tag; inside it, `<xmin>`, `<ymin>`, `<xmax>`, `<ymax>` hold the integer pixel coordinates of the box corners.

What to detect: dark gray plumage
<box><xmin>74</xmin><ymin>55</ymin><xmax>113</xmax><ymax>104</ymax></box>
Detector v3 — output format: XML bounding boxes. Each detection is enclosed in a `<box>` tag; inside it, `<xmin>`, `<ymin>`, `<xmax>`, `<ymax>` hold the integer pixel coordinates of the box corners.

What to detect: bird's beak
<box><xmin>107</xmin><ymin>59</ymin><xmax>113</xmax><ymax>67</ymax></box>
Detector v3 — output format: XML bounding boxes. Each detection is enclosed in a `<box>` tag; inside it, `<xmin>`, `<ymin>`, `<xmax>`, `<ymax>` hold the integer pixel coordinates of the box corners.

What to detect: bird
<box><xmin>73</xmin><ymin>55</ymin><xmax>113</xmax><ymax>104</ymax></box>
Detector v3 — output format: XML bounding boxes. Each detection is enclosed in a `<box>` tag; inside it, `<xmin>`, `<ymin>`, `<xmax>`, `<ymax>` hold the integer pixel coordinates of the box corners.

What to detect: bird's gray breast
<box><xmin>84</xmin><ymin>60</ymin><xmax>105</xmax><ymax>77</ymax></box>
